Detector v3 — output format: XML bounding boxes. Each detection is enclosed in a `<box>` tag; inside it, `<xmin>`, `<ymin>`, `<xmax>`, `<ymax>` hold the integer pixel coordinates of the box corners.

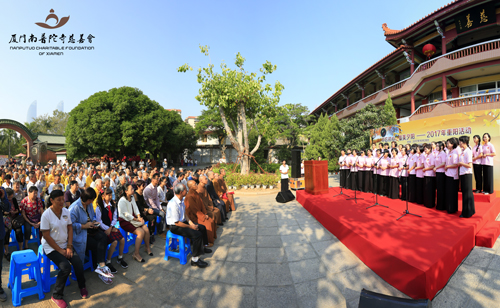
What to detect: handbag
<box><xmin>130</xmin><ymin>219</ymin><xmax>144</xmax><ymax>227</ymax></box>
<box><xmin>12</xmin><ymin>215</ymin><xmax>25</xmax><ymax>229</ymax></box>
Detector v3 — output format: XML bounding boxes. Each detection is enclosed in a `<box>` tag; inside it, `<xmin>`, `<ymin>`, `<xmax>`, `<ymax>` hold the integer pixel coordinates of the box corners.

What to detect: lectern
<box><xmin>304</xmin><ymin>160</ymin><xmax>329</xmax><ymax>195</ymax></box>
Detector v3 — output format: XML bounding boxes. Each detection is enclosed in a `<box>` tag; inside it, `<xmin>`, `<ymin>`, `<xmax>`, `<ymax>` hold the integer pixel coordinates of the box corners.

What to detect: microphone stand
<box><xmin>333</xmin><ymin>157</ymin><xmax>350</xmax><ymax>197</ymax></box>
<box><xmin>347</xmin><ymin>156</ymin><xmax>363</xmax><ymax>203</ymax></box>
<box><xmin>397</xmin><ymin>155</ymin><xmax>422</xmax><ymax>220</ymax></box>
<box><xmin>366</xmin><ymin>155</ymin><xmax>388</xmax><ymax>209</ymax></box>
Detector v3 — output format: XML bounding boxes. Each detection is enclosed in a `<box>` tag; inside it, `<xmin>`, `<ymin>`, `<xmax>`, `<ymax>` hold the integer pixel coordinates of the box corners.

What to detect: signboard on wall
<box><xmin>454</xmin><ymin>2</ymin><xmax>496</xmax><ymax>34</ymax></box>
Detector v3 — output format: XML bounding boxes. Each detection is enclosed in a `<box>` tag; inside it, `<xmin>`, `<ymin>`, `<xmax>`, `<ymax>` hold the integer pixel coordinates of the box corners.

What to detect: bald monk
<box><xmin>213</xmin><ymin>173</ymin><xmax>230</xmax><ymax>213</ymax></box>
<box><xmin>197</xmin><ymin>180</ymin><xmax>222</xmax><ymax>226</ymax></box>
<box><xmin>185</xmin><ymin>180</ymin><xmax>216</xmax><ymax>245</ymax></box>
<box><xmin>219</xmin><ymin>168</ymin><xmax>236</xmax><ymax>211</ymax></box>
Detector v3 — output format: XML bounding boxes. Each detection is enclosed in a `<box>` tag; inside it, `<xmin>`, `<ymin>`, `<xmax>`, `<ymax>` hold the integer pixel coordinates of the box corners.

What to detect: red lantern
<box><xmin>422</xmin><ymin>44</ymin><xmax>436</xmax><ymax>59</ymax></box>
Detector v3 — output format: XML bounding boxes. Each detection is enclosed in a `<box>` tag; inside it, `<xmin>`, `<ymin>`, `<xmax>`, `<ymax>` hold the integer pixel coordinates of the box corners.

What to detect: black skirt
<box><xmin>365</xmin><ymin>171</ymin><xmax>373</xmax><ymax>193</ymax></box>
<box><xmin>445</xmin><ymin>176</ymin><xmax>459</xmax><ymax>214</ymax></box>
<box><xmin>346</xmin><ymin>170</ymin><xmax>352</xmax><ymax>190</ymax></box>
<box><xmin>379</xmin><ymin>175</ymin><xmax>388</xmax><ymax>196</ymax></box>
<box><xmin>358</xmin><ymin>171</ymin><xmax>365</xmax><ymax>192</ymax></box>
<box><xmin>416</xmin><ymin>177</ymin><xmax>424</xmax><ymax>204</ymax></box>
<box><xmin>408</xmin><ymin>175</ymin><xmax>417</xmax><ymax>203</ymax></box>
<box><xmin>482</xmin><ymin>165</ymin><xmax>494</xmax><ymax>194</ymax></box>
<box><xmin>372</xmin><ymin>173</ymin><xmax>378</xmax><ymax>195</ymax></box>
<box><xmin>400</xmin><ymin>177</ymin><xmax>408</xmax><ymax>201</ymax></box>
<box><xmin>388</xmin><ymin>177</ymin><xmax>399</xmax><ymax>199</ymax></box>
<box><xmin>460</xmin><ymin>174</ymin><xmax>475</xmax><ymax>218</ymax></box>
<box><xmin>423</xmin><ymin>176</ymin><xmax>436</xmax><ymax>208</ymax></box>
<box><xmin>351</xmin><ymin>172</ymin><xmax>358</xmax><ymax>191</ymax></box>
<box><xmin>473</xmin><ymin>164</ymin><xmax>482</xmax><ymax>192</ymax></box>
<box><xmin>436</xmin><ymin>172</ymin><xmax>446</xmax><ymax>210</ymax></box>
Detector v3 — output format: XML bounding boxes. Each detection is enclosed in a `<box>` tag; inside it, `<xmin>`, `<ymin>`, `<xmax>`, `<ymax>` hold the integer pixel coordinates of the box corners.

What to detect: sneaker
<box><xmin>51</xmin><ymin>296</ymin><xmax>67</xmax><ymax>308</ymax></box>
<box><xmin>80</xmin><ymin>288</ymin><xmax>88</xmax><ymax>299</ymax></box>
<box><xmin>0</xmin><ymin>288</ymin><xmax>7</xmax><ymax>302</ymax></box>
<box><xmin>99</xmin><ymin>274</ymin><xmax>113</xmax><ymax>285</ymax></box>
<box><xmin>484</xmin><ymin>192</ymin><xmax>490</xmax><ymax>195</ymax></box>
<box><xmin>95</xmin><ymin>265</ymin><xmax>114</xmax><ymax>278</ymax></box>
<box><xmin>117</xmin><ymin>257</ymin><xmax>129</xmax><ymax>269</ymax></box>
<box><xmin>106</xmin><ymin>262</ymin><xmax>117</xmax><ymax>274</ymax></box>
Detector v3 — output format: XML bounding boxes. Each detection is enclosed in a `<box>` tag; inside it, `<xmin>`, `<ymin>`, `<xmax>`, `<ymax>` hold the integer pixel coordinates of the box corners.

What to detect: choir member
<box><xmin>345</xmin><ymin>149</ymin><xmax>353</xmax><ymax>190</ymax></box>
<box><xmin>458</xmin><ymin>136</ymin><xmax>475</xmax><ymax>218</ymax></box>
<box><xmin>397</xmin><ymin>144</ymin><xmax>403</xmax><ymax>159</ymax></box>
<box><xmin>445</xmin><ymin>138</ymin><xmax>460</xmax><ymax>214</ymax></box>
<box><xmin>398</xmin><ymin>147</ymin><xmax>409</xmax><ymax>200</ymax></box>
<box><xmin>481</xmin><ymin>133</ymin><xmax>495</xmax><ymax>195</ymax></box>
<box><xmin>472</xmin><ymin>135</ymin><xmax>483</xmax><ymax>193</ymax></box>
<box><xmin>388</xmin><ymin>148</ymin><xmax>400</xmax><ymax>199</ymax></box>
<box><xmin>408</xmin><ymin>146</ymin><xmax>418</xmax><ymax>203</ymax></box>
<box><xmin>431</xmin><ymin>142</ymin><xmax>438</xmax><ymax>159</ymax></box>
<box><xmin>364</xmin><ymin>149</ymin><xmax>374</xmax><ymax>193</ymax></box>
<box><xmin>434</xmin><ymin>141</ymin><xmax>447</xmax><ymax>210</ymax></box>
<box><xmin>373</xmin><ymin>149</ymin><xmax>382</xmax><ymax>195</ymax></box>
<box><xmin>371</xmin><ymin>143</ymin><xmax>377</xmax><ymax>158</ymax></box>
<box><xmin>357</xmin><ymin>150</ymin><xmax>366</xmax><ymax>192</ymax></box>
<box><xmin>423</xmin><ymin>144</ymin><xmax>436</xmax><ymax>208</ymax></box>
<box><xmin>350</xmin><ymin>150</ymin><xmax>359</xmax><ymax>191</ymax></box>
<box><xmin>378</xmin><ymin>150</ymin><xmax>390</xmax><ymax>197</ymax></box>
<box><xmin>338</xmin><ymin>150</ymin><xmax>348</xmax><ymax>189</ymax></box>
<box><xmin>415</xmin><ymin>145</ymin><xmax>425</xmax><ymax>205</ymax></box>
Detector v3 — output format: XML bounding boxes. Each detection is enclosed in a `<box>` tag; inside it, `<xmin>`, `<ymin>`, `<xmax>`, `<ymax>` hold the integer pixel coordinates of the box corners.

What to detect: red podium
<box><xmin>304</xmin><ymin>160</ymin><xmax>329</xmax><ymax>195</ymax></box>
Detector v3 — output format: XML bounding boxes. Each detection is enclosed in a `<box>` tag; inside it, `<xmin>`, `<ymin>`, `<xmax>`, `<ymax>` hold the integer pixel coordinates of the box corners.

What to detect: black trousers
<box><xmin>365</xmin><ymin>171</ymin><xmax>373</xmax><ymax>193</ymax></box>
<box><xmin>47</xmin><ymin>250</ymin><xmax>86</xmax><ymax>299</ymax></box>
<box><xmin>416</xmin><ymin>177</ymin><xmax>424</xmax><ymax>204</ymax></box>
<box><xmin>281</xmin><ymin>179</ymin><xmax>288</xmax><ymax>192</ymax></box>
<box><xmin>388</xmin><ymin>177</ymin><xmax>399</xmax><ymax>199</ymax></box>
<box><xmin>340</xmin><ymin>169</ymin><xmax>346</xmax><ymax>188</ymax></box>
<box><xmin>460</xmin><ymin>174</ymin><xmax>475</xmax><ymax>218</ymax></box>
<box><xmin>351</xmin><ymin>172</ymin><xmax>358</xmax><ymax>191</ymax></box>
<box><xmin>86</xmin><ymin>230</ymin><xmax>108</xmax><ymax>267</ymax></box>
<box><xmin>400</xmin><ymin>177</ymin><xmax>407</xmax><ymax>200</ymax></box>
<box><xmin>0</xmin><ymin>239</ymin><xmax>3</xmax><ymax>287</ymax></box>
<box><xmin>4</xmin><ymin>225</ymin><xmax>23</xmax><ymax>244</ymax></box>
<box><xmin>358</xmin><ymin>171</ymin><xmax>365</xmax><ymax>192</ymax></box>
<box><xmin>473</xmin><ymin>164</ymin><xmax>482</xmax><ymax>191</ymax></box>
<box><xmin>142</xmin><ymin>213</ymin><xmax>157</xmax><ymax>236</ymax></box>
<box><xmin>423</xmin><ymin>176</ymin><xmax>436</xmax><ymax>208</ymax></box>
<box><xmin>22</xmin><ymin>221</ymin><xmax>37</xmax><ymax>243</ymax></box>
<box><xmin>436</xmin><ymin>172</ymin><xmax>446</xmax><ymax>210</ymax></box>
<box><xmin>346</xmin><ymin>172</ymin><xmax>352</xmax><ymax>190</ymax></box>
<box><xmin>445</xmin><ymin>176</ymin><xmax>459</xmax><ymax>214</ymax></box>
<box><xmin>213</xmin><ymin>199</ymin><xmax>227</xmax><ymax>221</ymax></box>
<box><xmin>408</xmin><ymin>175</ymin><xmax>417</xmax><ymax>203</ymax></box>
<box><xmin>482</xmin><ymin>165</ymin><xmax>494</xmax><ymax>194</ymax></box>
<box><xmin>378</xmin><ymin>175</ymin><xmax>388</xmax><ymax>196</ymax></box>
<box><xmin>170</xmin><ymin>224</ymin><xmax>207</xmax><ymax>257</ymax></box>
<box><xmin>372</xmin><ymin>174</ymin><xmax>378</xmax><ymax>195</ymax></box>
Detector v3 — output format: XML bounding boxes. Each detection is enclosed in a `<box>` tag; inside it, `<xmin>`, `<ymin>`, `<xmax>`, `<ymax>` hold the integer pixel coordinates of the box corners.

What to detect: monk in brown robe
<box><xmin>213</xmin><ymin>173</ymin><xmax>231</xmax><ymax>213</ymax></box>
<box><xmin>219</xmin><ymin>168</ymin><xmax>236</xmax><ymax>211</ymax></box>
<box><xmin>197</xmin><ymin>181</ymin><xmax>222</xmax><ymax>225</ymax></box>
<box><xmin>184</xmin><ymin>180</ymin><xmax>216</xmax><ymax>245</ymax></box>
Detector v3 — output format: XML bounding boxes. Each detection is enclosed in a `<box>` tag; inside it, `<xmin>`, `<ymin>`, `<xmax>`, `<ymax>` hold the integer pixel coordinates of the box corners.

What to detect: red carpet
<box><xmin>296</xmin><ymin>188</ymin><xmax>500</xmax><ymax>300</ymax></box>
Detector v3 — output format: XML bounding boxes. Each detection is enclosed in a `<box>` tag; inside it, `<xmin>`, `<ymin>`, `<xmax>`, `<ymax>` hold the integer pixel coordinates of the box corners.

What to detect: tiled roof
<box><xmin>34</xmin><ymin>134</ymin><xmax>66</xmax><ymax>145</ymax></box>
<box><xmin>312</xmin><ymin>45</ymin><xmax>411</xmax><ymax>115</ymax></box>
<box><xmin>382</xmin><ymin>0</ymin><xmax>466</xmax><ymax>37</ymax></box>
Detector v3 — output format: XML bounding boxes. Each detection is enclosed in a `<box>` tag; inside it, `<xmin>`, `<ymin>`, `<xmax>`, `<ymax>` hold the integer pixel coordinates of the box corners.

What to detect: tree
<box><xmin>382</xmin><ymin>93</ymin><xmax>397</xmax><ymax>125</ymax></box>
<box><xmin>268</xmin><ymin>103</ymin><xmax>313</xmax><ymax>148</ymax></box>
<box><xmin>0</xmin><ymin>129</ymin><xmax>21</xmax><ymax>157</ymax></box>
<box><xmin>65</xmin><ymin>86</ymin><xmax>195</xmax><ymax>160</ymax></box>
<box><xmin>178</xmin><ymin>45</ymin><xmax>284</xmax><ymax>174</ymax></box>
<box><xmin>195</xmin><ymin>107</ymin><xmax>227</xmax><ymax>145</ymax></box>
<box><xmin>304</xmin><ymin>114</ymin><xmax>339</xmax><ymax>160</ymax></box>
<box><xmin>26</xmin><ymin>110</ymin><xmax>69</xmax><ymax>135</ymax></box>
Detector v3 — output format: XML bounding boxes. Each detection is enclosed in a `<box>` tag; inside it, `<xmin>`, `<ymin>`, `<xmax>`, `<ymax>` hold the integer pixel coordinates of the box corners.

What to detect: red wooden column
<box><xmin>410</xmin><ymin>49</ymin><xmax>415</xmax><ymax>75</ymax></box>
<box><xmin>442</xmin><ymin>75</ymin><xmax>447</xmax><ymax>101</ymax></box>
<box><xmin>442</xmin><ymin>37</ymin><xmax>447</xmax><ymax>55</ymax></box>
<box><xmin>411</xmin><ymin>92</ymin><xmax>415</xmax><ymax>114</ymax></box>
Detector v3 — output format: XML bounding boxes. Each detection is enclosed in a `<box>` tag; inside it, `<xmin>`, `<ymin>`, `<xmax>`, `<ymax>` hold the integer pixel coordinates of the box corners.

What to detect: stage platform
<box><xmin>296</xmin><ymin>187</ymin><xmax>500</xmax><ymax>300</ymax></box>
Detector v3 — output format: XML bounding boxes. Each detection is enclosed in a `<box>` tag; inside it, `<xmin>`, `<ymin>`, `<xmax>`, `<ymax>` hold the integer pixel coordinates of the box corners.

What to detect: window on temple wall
<box><xmin>400</xmin><ymin>69</ymin><xmax>410</xmax><ymax>80</ymax></box>
<box><xmin>202</xmin><ymin>135</ymin><xmax>207</xmax><ymax>143</ymax></box>
<box><xmin>460</xmin><ymin>85</ymin><xmax>477</xmax><ymax>97</ymax></box>
<box><xmin>478</xmin><ymin>82</ymin><xmax>496</xmax><ymax>94</ymax></box>
<box><xmin>428</xmin><ymin>90</ymin><xmax>452</xmax><ymax>102</ymax></box>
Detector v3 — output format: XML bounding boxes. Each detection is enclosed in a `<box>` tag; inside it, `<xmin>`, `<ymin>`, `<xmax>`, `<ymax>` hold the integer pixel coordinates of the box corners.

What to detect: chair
<box><xmin>8</xmin><ymin>250</ymin><xmax>45</xmax><ymax>306</ymax></box>
<box><xmin>37</xmin><ymin>246</ymin><xmax>70</xmax><ymax>294</ymax></box>
<box><xmin>164</xmin><ymin>231</ymin><xmax>191</xmax><ymax>265</ymax></box>
<box><xmin>119</xmin><ymin>226</ymin><xmax>145</xmax><ymax>255</ymax></box>
<box><xmin>9</xmin><ymin>226</ymin><xmax>40</xmax><ymax>251</ymax></box>
<box><xmin>9</xmin><ymin>229</ymin><xmax>20</xmax><ymax>250</ymax></box>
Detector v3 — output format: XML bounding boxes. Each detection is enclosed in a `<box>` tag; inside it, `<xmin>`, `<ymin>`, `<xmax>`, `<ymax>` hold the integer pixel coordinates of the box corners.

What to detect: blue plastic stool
<box><xmin>9</xmin><ymin>229</ymin><xmax>20</xmax><ymax>250</ymax></box>
<box><xmin>164</xmin><ymin>231</ymin><xmax>191</xmax><ymax>265</ymax></box>
<box><xmin>8</xmin><ymin>250</ymin><xmax>45</xmax><ymax>306</ymax></box>
<box><xmin>9</xmin><ymin>226</ymin><xmax>40</xmax><ymax>250</ymax></box>
<box><xmin>37</xmin><ymin>246</ymin><xmax>70</xmax><ymax>293</ymax></box>
<box><xmin>105</xmin><ymin>241</ymin><xmax>120</xmax><ymax>260</ymax></box>
<box><xmin>83</xmin><ymin>250</ymin><xmax>94</xmax><ymax>272</ymax></box>
<box><xmin>119</xmin><ymin>226</ymin><xmax>145</xmax><ymax>255</ymax></box>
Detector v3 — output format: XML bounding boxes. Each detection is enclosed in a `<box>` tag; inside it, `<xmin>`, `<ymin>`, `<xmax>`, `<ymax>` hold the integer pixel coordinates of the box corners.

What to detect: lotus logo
<box><xmin>35</xmin><ymin>9</ymin><xmax>70</xmax><ymax>29</ymax></box>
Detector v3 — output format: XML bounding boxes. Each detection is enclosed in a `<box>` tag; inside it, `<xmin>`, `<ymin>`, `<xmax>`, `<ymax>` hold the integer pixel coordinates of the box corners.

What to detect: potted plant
<box><xmin>255</xmin><ymin>175</ymin><xmax>262</xmax><ymax>189</ymax></box>
<box><xmin>248</xmin><ymin>174</ymin><xmax>255</xmax><ymax>189</ymax></box>
<box><xmin>241</xmin><ymin>174</ymin><xmax>249</xmax><ymax>189</ymax></box>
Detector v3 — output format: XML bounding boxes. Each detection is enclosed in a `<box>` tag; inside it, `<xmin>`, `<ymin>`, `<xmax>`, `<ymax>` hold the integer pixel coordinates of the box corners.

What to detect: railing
<box><xmin>328</xmin><ymin>38</ymin><xmax>500</xmax><ymax>118</ymax></box>
<box><xmin>410</xmin><ymin>93</ymin><xmax>500</xmax><ymax>117</ymax></box>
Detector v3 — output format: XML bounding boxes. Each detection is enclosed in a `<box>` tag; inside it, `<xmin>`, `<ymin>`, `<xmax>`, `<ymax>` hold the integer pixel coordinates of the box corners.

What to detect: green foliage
<box><xmin>276</xmin><ymin>148</ymin><xmax>291</xmax><ymax>162</ymax></box>
<box><xmin>65</xmin><ymin>86</ymin><xmax>197</xmax><ymax>160</ymax></box>
<box><xmin>304</xmin><ymin>113</ymin><xmax>340</xmax><ymax>160</ymax></box>
<box><xmin>194</xmin><ymin>107</ymin><xmax>227</xmax><ymax>141</ymax></box>
<box><xmin>25</xmin><ymin>109</ymin><xmax>69</xmax><ymax>135</ymax></box>
<box><xmin>266</xmin><ymin>103</ymin><xmax>312</xmax><ymax>148</ymax></box>
<box><xmin>382</xmin><ymin>94</ymin><xmax>398</xmax><ymax>125</ymax></box>
<box><xmin>0</xmin><ymin>129</ymin><xmax>25</xmax><ymax>157</ymax></box>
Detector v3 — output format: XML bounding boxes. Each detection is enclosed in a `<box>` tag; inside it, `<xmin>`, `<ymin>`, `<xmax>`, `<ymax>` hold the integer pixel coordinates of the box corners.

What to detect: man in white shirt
<box><xmin>166</xmin><ymin>183</ymin><xmax>210</xmax><ymax>268</ymax></box>
<box><xmin>27</xmin><ymin>172</ymin><xmax>45</xmax><ymax>199</ymax></box>
<box><xmin>1</xmin><ymin>174</ymin><xmax>12</xmax><ymax>189</ymax></box>
<box><xmin>48</xmin><ymin>175</ymin><xmax>66</xmax><ymax>194</ymax></box>
<box><xmin>76</xmin><ymin>170</ymin><xmax>86</xmax><ymax>189</ymax></box>
<box><xmin>279</xmin><ymin>160</ymin><xmax>289</xmax><ymax>192</ymax></box>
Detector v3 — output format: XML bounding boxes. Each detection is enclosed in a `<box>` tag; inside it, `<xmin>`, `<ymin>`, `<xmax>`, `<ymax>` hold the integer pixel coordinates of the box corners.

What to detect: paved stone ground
<box><xmin>1</xmin><ymin>177</ymin><xmax>499</xmax><ymax>307</ymax></box>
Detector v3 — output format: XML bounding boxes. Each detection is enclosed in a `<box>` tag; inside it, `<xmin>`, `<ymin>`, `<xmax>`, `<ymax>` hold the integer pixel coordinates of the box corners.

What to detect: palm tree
<box><xmin>0</xmin><ymin>129</ymin><xmax>20</xmax><ymax>158</ymax></box>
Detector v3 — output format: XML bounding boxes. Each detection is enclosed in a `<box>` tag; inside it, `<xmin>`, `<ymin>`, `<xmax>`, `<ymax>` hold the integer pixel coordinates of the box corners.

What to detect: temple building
<box><xmin>312</xmin><ymin>0</ymin><xmax>500</xmax><ymax>122</ymax></box>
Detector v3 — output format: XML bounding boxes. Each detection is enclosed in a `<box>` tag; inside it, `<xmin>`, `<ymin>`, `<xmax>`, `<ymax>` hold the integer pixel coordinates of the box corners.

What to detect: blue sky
<box><xmin>0</xmin><ymin>0</ymin><xmax>451</xmax><ymax>124</ymax></box>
